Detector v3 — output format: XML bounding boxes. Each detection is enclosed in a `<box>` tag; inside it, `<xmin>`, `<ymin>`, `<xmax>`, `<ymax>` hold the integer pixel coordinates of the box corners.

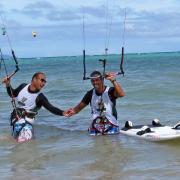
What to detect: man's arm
<box><xmin>64</xmin><ymin>90</ymin><xmax>92</xmax><ymax>117</ymax></box>
<box><xmin>105</xmin><ymin>72</ymin><xmax>125</xmax><ymax>98</ymax></box>
<box><xmin>73</xmin><ymin>101</ymin><xmax>87</xmax><ymax>114</ymax></box>
<box><xmin>110</xmin><ymin>80</ymin><xmax>125</xmax><ymax>98</ymax></box>
<box><xmin>36</xmin><ymin>93</ymin><xmax>64</xmax><ymax>116</ymax></box>
<box><xmin>2</xmin><ymin>76</ymin><xmax>27</xmax><ymax>97</ymax></box>
<box><xmin>64</xmin><ymin>101</ymin><xmax>87</xmax><ymax>117</ymax></box>
<box><xmin>7</xmin><ymin>83</ymin><xmax>27</xmax><ymax>97</ymax></box>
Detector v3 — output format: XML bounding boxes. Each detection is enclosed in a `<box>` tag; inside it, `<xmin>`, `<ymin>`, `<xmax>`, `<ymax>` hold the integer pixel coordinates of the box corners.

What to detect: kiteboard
<box><xmin>11</xmin><ymin>118</ymin><xmax>34</xmax><ymax>143</ymax></box>
<box><xmin>120</xmin><ymin>119</ymin><xmax>180</xmax><ymax>142</ymax></box>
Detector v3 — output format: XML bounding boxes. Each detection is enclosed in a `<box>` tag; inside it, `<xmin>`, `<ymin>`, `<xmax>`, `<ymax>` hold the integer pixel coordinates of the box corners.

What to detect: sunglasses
<box><xmin>37</xmin><ymin>78</ymin><xmax>47</xmax><ymax>83</ymax></box>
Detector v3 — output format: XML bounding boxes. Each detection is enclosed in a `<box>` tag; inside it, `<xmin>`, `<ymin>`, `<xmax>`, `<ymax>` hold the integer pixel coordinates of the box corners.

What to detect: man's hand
<box><xmin>2</xmin><ymin>76</ymin><xmax>11</xmax><ymax>86</ymax></box>
<box><xmin>63</xmin><ymin>108</ymin><xmax>76</xmax><ymax>117</ymax></box>
<box><xmin>105</xmin><ymin>72</ymin><xmax>116</xmax><ymax>82</ymax></box>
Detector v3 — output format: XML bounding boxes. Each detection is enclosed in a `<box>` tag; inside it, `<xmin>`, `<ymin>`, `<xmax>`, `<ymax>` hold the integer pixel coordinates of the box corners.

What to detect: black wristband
<box><xmin>111</xmin><ymin>79</ymin><xmax>116</xmax><ymax>83</ymax></box>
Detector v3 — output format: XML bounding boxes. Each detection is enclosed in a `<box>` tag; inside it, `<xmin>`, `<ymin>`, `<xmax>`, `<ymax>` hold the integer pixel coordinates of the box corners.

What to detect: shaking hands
<box><xmin>63</xmin><ymin>108</ymin><xmax>76</xmax><ymax>117</ymax></box>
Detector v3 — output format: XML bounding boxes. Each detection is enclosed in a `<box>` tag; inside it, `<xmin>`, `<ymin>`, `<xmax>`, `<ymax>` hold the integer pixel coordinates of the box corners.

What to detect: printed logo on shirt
<box><xmin>18</xmin><ymin>97</ymin><xmax>27</xmax><ymax>106</ymax></box>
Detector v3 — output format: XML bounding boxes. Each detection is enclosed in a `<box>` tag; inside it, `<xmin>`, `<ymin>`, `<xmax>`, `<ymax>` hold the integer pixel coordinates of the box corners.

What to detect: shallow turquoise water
<box><xmin>0</xmin><ymin>52</ymin><xmax>180</xmax><ymax>179</ymax></box>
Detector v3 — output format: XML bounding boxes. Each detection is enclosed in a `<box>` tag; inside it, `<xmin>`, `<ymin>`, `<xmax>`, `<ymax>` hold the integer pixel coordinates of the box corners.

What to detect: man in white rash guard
<box><xmin>65</xmin><ymin>71</ymin><xmax>125</xmax><ymax>135</ymax></box>
<box><xmin>2</xmin><ymin>72</ymin><xmax>67</xmax><ymax>142</ymax></box>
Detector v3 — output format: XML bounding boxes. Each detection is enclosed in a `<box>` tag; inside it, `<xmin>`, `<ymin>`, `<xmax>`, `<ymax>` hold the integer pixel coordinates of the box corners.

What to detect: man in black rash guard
<box><xmin>2</xmin><ymin>72</ymin><xmax>67</xmax><ymax>142</ymax></box>
<box><xmin>65</xmin><ymin>71</ymin><xmax>125</xmax><ymax>135</ymax></box>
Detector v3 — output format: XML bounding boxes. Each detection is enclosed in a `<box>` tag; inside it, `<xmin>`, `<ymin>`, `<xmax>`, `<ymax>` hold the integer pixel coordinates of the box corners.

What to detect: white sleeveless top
<box><xmin>16</xmin><ymin>84</ymin><xmax>40</xmax><ymax>111</ymax></box>
<box><xmin>16</xmin><ymin>84</ymin><xmax>40</xmax><ymax>124</ymax></box>
<box><xmin>90</xmin><ymin>87</ymin><xmax>119</xmax><ymax>126</ymax></box>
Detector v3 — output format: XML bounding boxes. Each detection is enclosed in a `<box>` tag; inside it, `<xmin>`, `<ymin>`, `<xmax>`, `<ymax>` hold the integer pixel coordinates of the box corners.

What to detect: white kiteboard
<box><xmin>120</xmin><ymin>119</ymin><xmax>180</xmax><ymax>142</ymax></box>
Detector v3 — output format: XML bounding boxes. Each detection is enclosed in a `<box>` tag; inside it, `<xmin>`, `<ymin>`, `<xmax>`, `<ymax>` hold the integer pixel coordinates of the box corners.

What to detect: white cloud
<box><xmin>0</xmin><ymin>0</ymin><xmax>180</xmax><ymax>57</ymax></box>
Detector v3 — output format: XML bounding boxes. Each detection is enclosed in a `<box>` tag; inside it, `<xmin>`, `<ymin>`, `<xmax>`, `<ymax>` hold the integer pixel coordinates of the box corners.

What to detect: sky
<box><xmin>0</xmin><ymin>0</ymin><xmax>180</xmax><ymax>58</ymax></box>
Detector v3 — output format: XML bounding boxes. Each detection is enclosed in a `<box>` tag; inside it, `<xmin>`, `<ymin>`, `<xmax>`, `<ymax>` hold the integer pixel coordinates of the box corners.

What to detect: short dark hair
<box><xmin>90</xmin><ymin>71</ymin><xmax>102</xmax><ymax>79</ymax></box>
<box><xmin>32</xmin><ymin>72</ymin><xmax>45</xmax><ymax>81</ymax></box>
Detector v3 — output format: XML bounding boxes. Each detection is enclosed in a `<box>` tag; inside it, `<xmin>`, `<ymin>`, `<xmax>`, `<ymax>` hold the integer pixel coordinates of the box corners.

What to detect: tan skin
<box><xmin>65</xmin><ymin>72</ymin><xmax>125</xmax><ymax>116</ymax></box>
<box><xmin>30</xmin><ymin>73</ymin><xmax>47</xmax><ymax>91</ymax></box>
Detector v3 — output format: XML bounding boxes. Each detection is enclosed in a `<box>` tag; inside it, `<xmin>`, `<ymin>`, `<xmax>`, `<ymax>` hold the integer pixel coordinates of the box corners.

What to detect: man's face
<box><xmin>91</xmin><ymin>77</ymin><xmax>103</xmax><ymax>90</ymax></box>
<box><xmin>33</xmin><ymin>74</ymin><xmax>46</xmax><ymax>90</ymax></box>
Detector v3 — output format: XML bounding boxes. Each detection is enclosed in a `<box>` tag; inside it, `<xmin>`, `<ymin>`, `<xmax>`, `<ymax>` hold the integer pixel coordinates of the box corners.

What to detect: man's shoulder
<box><xmin>18</xmin><ymin>83</ymin><xmax>28</xmax><ymax>90</ymax></box>
<box><xmin>82</xmin><ymin>88</ymin><xmax>93</xmax><ymax>104</ymax></box>
<box><xmin>36</xmin><ymin>92</ymin><xmax>48</xmax><ymax>105</ymax></box>
<box><xmin>108</xmin><ymin>86</ymin><xmax>115</xmax><ymax>92</ymax></box>
<box><xmin>85</xmin><ymin>88</ymin><xmax>94</xmax><ymax>96</ymax></box>
<box><xmin>37</xmin><ymin>92</ymin><xmax>46</xmax><ymax>99</ymax></box>
<box><xmin>87</xmin><ymin>88</ymin><xmax>94</xmax><ymax>93</ymax></box>
<box><xmin>108</xmin><ymin>86</ymin><xmax>116</xmax><ymax>100</ymax></box>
